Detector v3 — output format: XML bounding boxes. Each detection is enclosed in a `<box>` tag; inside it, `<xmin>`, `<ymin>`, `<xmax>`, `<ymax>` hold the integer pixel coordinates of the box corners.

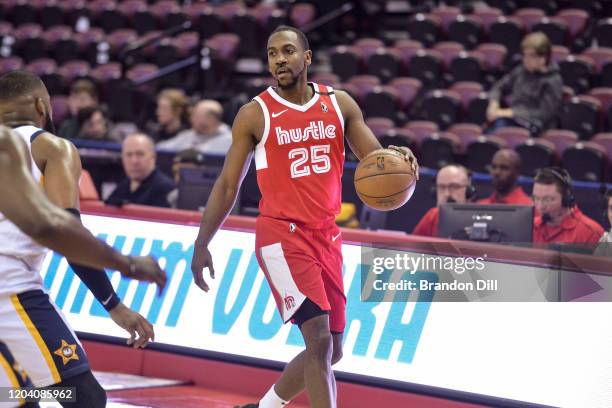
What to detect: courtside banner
<box><xmin>39</xmin><ymin>215</ymin><xmax>612</xmax><ymax>408</ymax></box>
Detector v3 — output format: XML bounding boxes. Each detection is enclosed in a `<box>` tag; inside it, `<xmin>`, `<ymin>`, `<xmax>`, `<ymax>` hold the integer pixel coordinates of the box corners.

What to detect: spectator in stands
<box><xmin>486</xmin><ymin>32</ymin><xmax>563</xmax><ymax>135</ymax></box>
<box><xmin>478</xmin><ymin>149</ymin><xmax>532</xmax><ymax>205</ymax></box>
<box><xmin>147</xmin><ymin>89</ymin><xmax>189</xmax><ymax>142</ymax></box>
<box><xmin>58</xmin><ymin>79</ymin><xmax>99</xmax><ymax>139</ymax></box>
<box><xmin>76</xmin><ymin>106</ymin><xmax>121</xmax><ymax>142</ymax></box>
<box><xmin>532</xmin><ymin>167</ymin><xmax>603</xmax><ymax>244</ymax></box>
<box><xmin>157</xmin><ymin>100</ymin><xmax>232</xmax><ymax>155</ymax></box>
<box><xmin>595</xmin><ymin>189</ymin><xmax>612</xmax><ymax>256</ymax></box>
<box><xmin>413</xmin><ymin>164</ymin><xmax>474</xmax><ymax>237</ymax></box>
<box><xmin>106</xmin><ymin>133</ymin><xmax>175</xmax><ymax>208</ymax></box>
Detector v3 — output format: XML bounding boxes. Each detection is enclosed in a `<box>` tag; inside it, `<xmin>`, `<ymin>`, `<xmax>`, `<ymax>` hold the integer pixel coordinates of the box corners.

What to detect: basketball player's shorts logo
<box><xmin>284</xmin><ymin>294</ymin><xmax>296</xmax><ymax>310</ymax></box>
<box><xmin>54</xmin><ymin>340</ymin><xmax>79</xmax><ymax>366</ymax></box>
<box><xmin>289</xmin><ymin>222</ymin><xmax>296</xmax><ymax>233</ymax></box>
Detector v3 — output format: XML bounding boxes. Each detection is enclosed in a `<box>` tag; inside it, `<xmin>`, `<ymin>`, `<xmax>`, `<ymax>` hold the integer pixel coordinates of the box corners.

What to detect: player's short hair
<box><xmin>0</xmin><ymin>70</ymin><xmax>46</xmax><ymax>103</ymax></box>
<box><xmin>269</xmin><ymin>25</ymin><xmax>310</xmax><ymax>51</ymax></box>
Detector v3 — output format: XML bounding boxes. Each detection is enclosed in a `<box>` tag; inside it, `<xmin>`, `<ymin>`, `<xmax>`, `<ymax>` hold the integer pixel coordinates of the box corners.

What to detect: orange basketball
<box><xmin>354</xmin><ymin>148</ymin><xmax>417</xmax><ymax>211</ymax></box>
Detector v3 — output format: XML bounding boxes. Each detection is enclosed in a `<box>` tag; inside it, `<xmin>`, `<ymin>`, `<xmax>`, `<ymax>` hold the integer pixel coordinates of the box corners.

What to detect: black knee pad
<box><xmin>55</xmin><ymin>371</ymin><xmax>106</xmax><ymax>408</ymax></box>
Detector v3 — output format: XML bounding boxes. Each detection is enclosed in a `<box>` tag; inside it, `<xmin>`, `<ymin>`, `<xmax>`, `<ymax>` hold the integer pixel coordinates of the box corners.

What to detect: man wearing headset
<box><xmin>532</xmin><ymin>167</ymin><xmax>603</xmax><ymax>243</ymax></box>
<box><xmin>413</xmin><ymin>164</ymin><xmax>474</xmax><ymax>237</ymax></box>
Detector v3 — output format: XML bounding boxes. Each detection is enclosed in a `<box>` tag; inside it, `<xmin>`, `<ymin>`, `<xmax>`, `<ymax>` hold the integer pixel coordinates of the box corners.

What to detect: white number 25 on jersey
<box><xmin>288</xmin><ymin>145</ymin><xmax>331</xmax><ymax>178</ymax></box>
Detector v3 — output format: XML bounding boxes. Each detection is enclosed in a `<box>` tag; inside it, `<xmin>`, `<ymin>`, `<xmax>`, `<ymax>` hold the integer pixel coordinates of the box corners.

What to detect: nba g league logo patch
<box><xmin>321</xmin><ymin>102</ymin><xmax>328</xmax><ymax>113</ymax></box>
<box><xmin>54</xmin><ymin>340</ymin><xmax>79</xmax><ymax>365</ymax></box>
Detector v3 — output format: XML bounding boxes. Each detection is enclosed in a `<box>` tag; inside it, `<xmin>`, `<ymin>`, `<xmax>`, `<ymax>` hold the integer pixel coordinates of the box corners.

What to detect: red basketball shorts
<box><xmin>255</xmin><ymin>216</ymin><xmax>346</xmax><ymax>334</ymax></box>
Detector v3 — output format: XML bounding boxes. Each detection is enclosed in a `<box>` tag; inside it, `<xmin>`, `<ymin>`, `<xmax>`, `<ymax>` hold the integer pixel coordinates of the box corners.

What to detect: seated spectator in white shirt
<box><xmin>157</xmin><ymin>100</ymin><xmax>232</xmax><ymax>155</ymax></box>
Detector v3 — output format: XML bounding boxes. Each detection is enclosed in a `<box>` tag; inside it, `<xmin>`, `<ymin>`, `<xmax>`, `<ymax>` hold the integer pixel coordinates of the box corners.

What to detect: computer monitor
<box><xmin>177</xmin><ymin>166</ymin><xmax>223</xmax><ymax>211</ymax></box>
<box><xmin>438</xmin><ymin>203</ymin><xmax>534</xmax><ymax>243</ymax></box>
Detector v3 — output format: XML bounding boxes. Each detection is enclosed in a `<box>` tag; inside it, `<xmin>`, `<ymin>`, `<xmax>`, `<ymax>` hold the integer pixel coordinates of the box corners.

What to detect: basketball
<box><xmin>354</xmin><ymin>148</ymin><xmax>417</xmax><ymax>211</ymax></box>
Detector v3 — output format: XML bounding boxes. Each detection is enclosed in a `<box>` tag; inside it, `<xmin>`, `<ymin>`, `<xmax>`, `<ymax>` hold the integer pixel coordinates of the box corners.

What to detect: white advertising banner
<box><xmin>39</xmin><ymin>215</ymin><xmax>612</xmax><ymax>408</ymax></box>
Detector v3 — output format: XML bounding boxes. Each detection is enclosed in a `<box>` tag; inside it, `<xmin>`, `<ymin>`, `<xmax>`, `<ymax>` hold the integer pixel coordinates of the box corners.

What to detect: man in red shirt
<box><xmin>190</xmin><ymin>26</ymin><xmax>418</xmax><ymax>408</ymax></box>
<box><xmin>413</xmin><ymin>164</ymin><xmax>473</xmax><ymax>237</ymax></box>
<box><xmin>478</xmin><ymin>149</ymin><xmax>532</xmax><ymax>205</ymax></box>
<box><xmin>532</xmin><ymin>167</ymin><xmax>603</xmax><ymax>244</ymax></box>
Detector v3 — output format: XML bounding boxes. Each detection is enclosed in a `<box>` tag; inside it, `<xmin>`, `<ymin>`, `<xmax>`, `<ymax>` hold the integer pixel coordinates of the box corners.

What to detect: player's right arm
<box><xmin>0</xmin><ymin>126</ymin><xmax>167</xmax><ymax>291</ymax></box>
<box><xmin>190</xmin><ymin>102</ymin><xmax>260</xmax><ymax>292</ymax></box>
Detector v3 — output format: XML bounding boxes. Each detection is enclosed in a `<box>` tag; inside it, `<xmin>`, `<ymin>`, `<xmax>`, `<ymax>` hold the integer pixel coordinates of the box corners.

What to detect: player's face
<box><xmin>532</xmin><ymin>183</ymin><xmax>563</xmax><ymax>217</ymax></box>
<box><xmin>156</xmin><ymin>97</ymin><xmax>176</xmax><ymax>125</ymax></box>
<box><xmin>267</xmin><ymin>31</ymin><xmax>311</xmax><ymax>90</ymax></box>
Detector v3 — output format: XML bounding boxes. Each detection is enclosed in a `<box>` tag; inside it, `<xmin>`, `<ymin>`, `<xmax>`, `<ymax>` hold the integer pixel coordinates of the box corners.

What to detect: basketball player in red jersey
<box><xmin>191</xmin><ymin>26</ymin><xmax>418</xmax><ymax>408</ymax></box>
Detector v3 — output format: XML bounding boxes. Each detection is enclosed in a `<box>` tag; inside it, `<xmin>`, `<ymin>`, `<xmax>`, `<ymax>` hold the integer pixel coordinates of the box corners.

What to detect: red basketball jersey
<box><xmin>253</xmin><ymin>83</ymin><xmax>345</xmax><ymax>226</ymax></box>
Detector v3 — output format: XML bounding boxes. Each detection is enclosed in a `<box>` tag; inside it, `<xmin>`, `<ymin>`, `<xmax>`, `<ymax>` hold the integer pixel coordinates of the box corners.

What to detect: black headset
<box><xmin>431</xmin><ymin>164</ymin><xmax>477</xmax><ymax>201</ymax></box>
<box><xmin>534</xmin><ymin>167</ymin><xmax>575</xmax><ymax>208</ymax></box>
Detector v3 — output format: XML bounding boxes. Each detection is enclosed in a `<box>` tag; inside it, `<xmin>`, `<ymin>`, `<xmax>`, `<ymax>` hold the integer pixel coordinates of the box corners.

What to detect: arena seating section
<box><xmin>2</xmin><ymin>0</ymin><xmax>612</xmax><ymax>230</ymax></box>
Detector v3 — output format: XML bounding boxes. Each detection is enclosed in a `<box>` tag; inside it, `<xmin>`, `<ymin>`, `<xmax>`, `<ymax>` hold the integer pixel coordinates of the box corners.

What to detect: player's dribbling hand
<box><xmin>388</xmin><ymin>145</ymin><xmax>420</xmax><ymax>180</ymax></box>
<box><xmin>191</xmin><ymin>245</ymin><xmax>215</xmax><ymax>292</ymax></box>
<box><xmin>125</xmin><ymin>256</ymin><xmax>167</xmax><ymax>295</ymax></box>
<box><xmin>109</xmin><ymin>302</ymin><xmax>155</xmax><ymax>348</ymax></box>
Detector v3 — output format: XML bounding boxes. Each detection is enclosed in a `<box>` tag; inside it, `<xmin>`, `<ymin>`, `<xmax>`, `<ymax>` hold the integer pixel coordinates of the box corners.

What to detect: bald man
<box><xmin>107</xmin><ymin>133</ymin><xmax>176</xmax><ymax>208</ymax></box>
<box><xmin>0</xmin><ymin>72</ymin><xmax>166</xmax><ymax>407</ymax></box>
<box><xmin>157</xmin><ymin>99</ymin><xmax>232</xmax><ymax>154</ymax></box>
<box><xmin>413</xmin><ymin>164</ymin><xmax>473</xmax><ymax>237</ymax></box>
<box><xmin>478</xmin><ymin>149</ymin><xmax>532</xmax><ymax>205</ymax></box>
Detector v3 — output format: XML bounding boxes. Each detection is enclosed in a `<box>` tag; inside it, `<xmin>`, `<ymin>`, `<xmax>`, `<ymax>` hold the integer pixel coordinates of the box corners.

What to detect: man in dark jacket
<box><xmin>106</xmin><ymin>133</ymin><xmax>176</xmax><ymax>207</ymax></box>
<box><xmin>486</xmin><ymin>32</ymin><xmax>563</xmax><ymax>135</ymax></box>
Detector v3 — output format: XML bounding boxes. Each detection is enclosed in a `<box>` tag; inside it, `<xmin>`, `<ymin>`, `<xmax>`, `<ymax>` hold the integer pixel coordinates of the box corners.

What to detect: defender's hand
<box><xmin>109</xmin><ymin>303</ymin><xmax>155</xmax><ymax>348</ymax></box>
<box><xmin>191</xmin><ymin>244</ymin><xmax>215</xmax><ymax>292</ymax></box>
<box><xmin>388</xmin><ymin>145</ymin><xmax>419</xmax><ymax>180</ymax></box>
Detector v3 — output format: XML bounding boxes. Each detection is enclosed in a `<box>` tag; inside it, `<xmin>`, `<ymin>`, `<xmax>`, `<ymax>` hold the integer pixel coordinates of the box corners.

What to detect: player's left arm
<box><xmin>31</xmin><ymin>134</ymin><xmax>154</xmax><ymax>348</ymax></box>
<box><xmin>336</xmin><ymin>90</ymin><xmax>419</xmax><ymax>177</ymax></box>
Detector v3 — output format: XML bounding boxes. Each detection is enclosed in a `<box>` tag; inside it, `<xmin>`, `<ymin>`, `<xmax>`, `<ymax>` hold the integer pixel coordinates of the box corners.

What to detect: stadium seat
<box><xmin>345</xmin><ymin>75</ymin><xmax>380</xmax><ymax>105</ymax></box>
<box><xmin>514</xmin><ymin>8</ymin><xmax>545</xmax><ymax>31</ymax></box>
<box><xmin>0</xmin><ymin>56</ymin><xmax>24</xmax><ymax>75</ymax></box>
<box><xmin>365</xmin><ymin>117</ymin><xmax>394</xmax><ymax>139</ymax></box>
<box><xmin>551</xmin><ymin>45</ymin><xmax>570</xmax><ymax>64</ymax></box>
<box><xmin>465</xmin><ymin>135</ymin><xmax>507</xmax><ymax>173</ymax></box>
<box><xmin>532</xmin><ymin>17</ymin><xmax>568</xmax><ymax>46</ymax></box>
<box><xmin>475</xmin><ymin>43</ymin><xmax>507</xmax><ymax>73</ymax></box>
<box><xmin>353</xmin><ymin>38</ymin><xmax>385</xmax><ymax>63</ymax></box>
<box><xmin>367</xmin><ymin>49</ymin><xmax>402</xmax><ymax>83</ymax></box>
<box><xmin>433</xmin><ymin>41</ymin><xmax>465</xmax><ymax>70</ymax></box>
<box><xmin>58</xmin><ymin>60</ymin><xmax>91</xmax><ymax>84</ymax></box>
<box><xmin>403</xmin><ymin>121</ymin><xmax>439</xmax><ymax>146</ymax></box>
<box><xmin>407</xmin><ymin>13</ymin><xmax>440</xmax><ymax>48</ymax></box>
<box><xmin>388</xmin><ymin>77</ymin><xmax>423</xmax><ymax>113</ymax></box>
<box><xmin>420</xmin><ymin>132</ymin><xmax>461</xmax><ymax>169</ymax></box>
<box><xmin>472</xmin><ymin>7</ymin><xmax>502</xmax><ymax>34</ymax></box>
<box><xmin>330</xmin><ymin>46</ymin><xmax>361</xmax><ymax>82</ymax></box>
<box><xmin>448</xmin><ymin>15</ymin><xmax>482</xmax><ymax>50</ymax></box>
<box><xmin>50</xmin><ymin>95</ymin><xmax>70</xmax><ymax>127</ymax></box>
<box><xmin>560</xmin><ymin>95</ymin><xmax>601</xmax><ymax>140</ymax></box>
<box><xmin>449</xmin><ymin>51</ymin><xmax>486</xmax><ymax>84</ymax></box>
<box><xmin>559</xmin><ymin>55</ymin><xmax>594</xmax><ymax>95</ymax></box>
<box><xmin>494</xmin><ymin>125</ymin><xmax>529</xmax><ymax>146</ymax></box>
<box><xmin>290</xmin><ymin>3</ymin><xmax>315</xmax><ymax>30</ymax></box>
<box><xmin>378</xmin><ymin>128</ymin><xmax>417</xmax><ymax>150</ymax></box>
<box><xmin>541</xmin><ymin>129</ymin><xmax>579</xmax><ymax>154</ymax></box>
<box><xmin>430</xmin><ymin>6</ymin><xmax>461</xmax><ymax>33</ymax></box>
<box><xmin>363</xmin><ymin>86</ymin><xmax>402</xmax><ymax>123</ymax></box>
<box><xmin>311</xmin><ymin>72</ymin><xmax>341</xmax><ymax>88</ymax></box>
<box><xmin>562</xmin><ymin>141</ymin><xmax>608</xmax><ymax>181</ymax></box>
<box><xmin>418</xmin><ymin>89</ymin><xmax>462</xmax><ymax>130</ymax></box>
<box><xmin>448</xmin><ymin>123</ymin><xmax>482</xmax><ymax>151</ymax></box>
<box><xmin>515</xmin><ymin>138</ymin><xmax>557</xmax><ymax>177</ymax></box>
<box><xmin>230</xmin><ymin>11</ymin><xmax>260</xmax><ymax>58</ymax></box>
<box><xmin>392</xmin><ymin>39</ymin><xmax>423</xmax><ymax>72</ymax></box>
<box><xmin>489</xmin><ymin>17</ymin><xmax>524</xmax><ymax>64</ymax></box>
<box><xmin>450</xmin><ymin>81</ymin><xmax>483</xmax><ymax>111</ymax></box>
<box><xmin>409</xmin><ymin>49</ymin><xmax>444</xmax><ymax>89</ymax></box>
<box><xmin>595</xmin><ymin>18</ymin><xmax>612</xmax><ymax>49</ymax></box>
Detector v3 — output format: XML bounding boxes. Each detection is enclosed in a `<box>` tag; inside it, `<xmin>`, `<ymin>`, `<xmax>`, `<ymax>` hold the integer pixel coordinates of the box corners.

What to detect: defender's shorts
<box><xmin>0</xmin><ymin>290</ymin><xmax>90</xmax><ymax>389</ymax></box>
<box><xmin>255</xmin><ymin>216</ymin><xmax>346</xmax><ymax>334</ymax></box>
